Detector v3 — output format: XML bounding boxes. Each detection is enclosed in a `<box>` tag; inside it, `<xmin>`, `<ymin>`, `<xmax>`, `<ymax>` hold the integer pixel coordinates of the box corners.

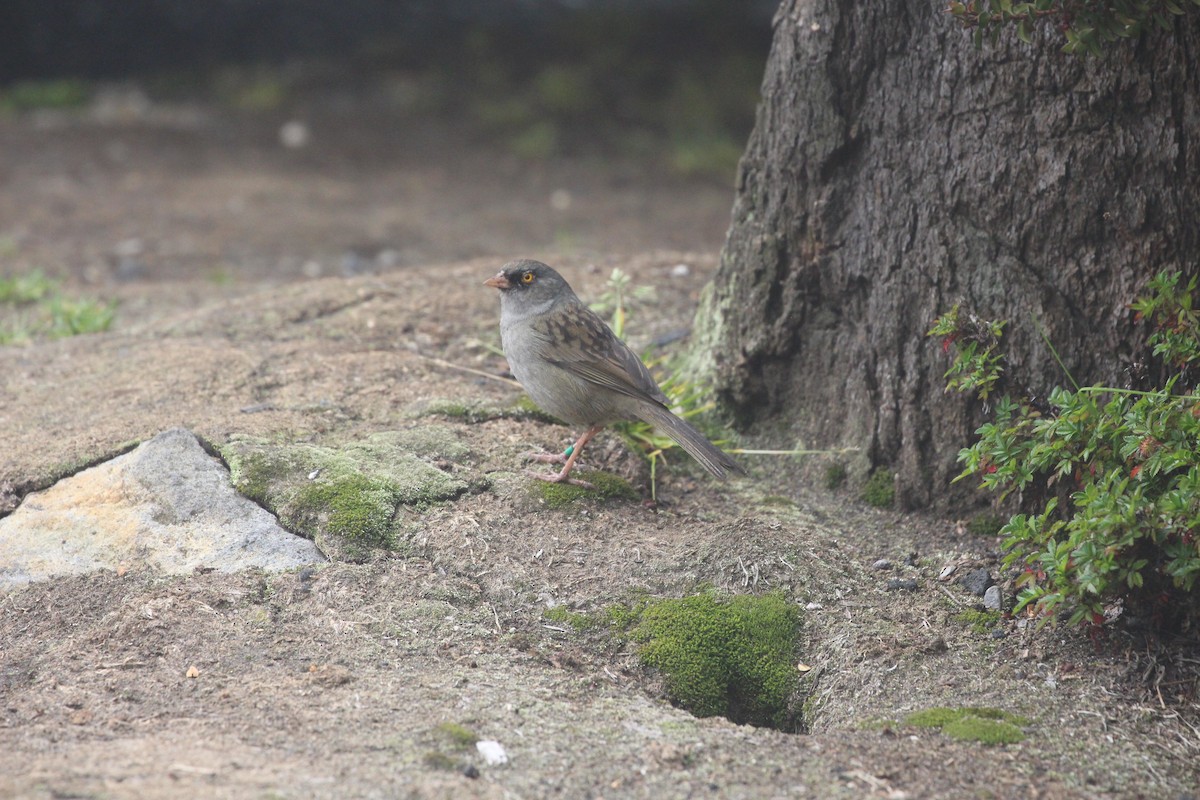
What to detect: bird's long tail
<box><xmin>636</xmin><ymin>403</ymin><xmax>744</xmax><ymax>480</ymax></box>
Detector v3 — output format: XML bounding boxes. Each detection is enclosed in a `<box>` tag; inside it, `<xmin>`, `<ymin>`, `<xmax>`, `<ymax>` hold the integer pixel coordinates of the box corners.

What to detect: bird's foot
<box><xmin>523</xmin><ymin>443</ymin><xmax>582</xmax><ymax>467</ymax></box>
<box><xmin>524</xmin><ymin>451</ymin><xmax>569</xmax><ymax>464</ymax></box>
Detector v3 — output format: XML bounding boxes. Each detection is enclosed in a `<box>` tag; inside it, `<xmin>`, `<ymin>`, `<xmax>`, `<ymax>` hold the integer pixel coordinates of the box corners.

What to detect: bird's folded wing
<box><xmin>535</xmin><ymin>304</ymin><xmax>670</xmax><ymax>406</ymax></box>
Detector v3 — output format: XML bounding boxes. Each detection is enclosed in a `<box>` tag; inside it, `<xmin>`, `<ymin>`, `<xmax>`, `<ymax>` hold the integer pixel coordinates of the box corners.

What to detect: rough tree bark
<box><xmin>695</xmin><ymin>0</ymin><xmax>1200</xmax><ymax>508</ymax></box>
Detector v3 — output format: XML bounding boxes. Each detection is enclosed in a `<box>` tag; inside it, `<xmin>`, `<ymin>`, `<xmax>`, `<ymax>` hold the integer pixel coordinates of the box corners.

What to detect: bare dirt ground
<box><xmin>1</xmin><ymin>98</ymin><xmax>1198</xmax><ymax>799</ymax></box>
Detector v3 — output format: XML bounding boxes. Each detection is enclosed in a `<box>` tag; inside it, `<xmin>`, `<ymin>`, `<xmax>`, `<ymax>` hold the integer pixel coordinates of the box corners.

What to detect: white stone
<box><xmin>0</xmin><ymin>428</ymin><xmax>323</xmax><ymax>588</ymax></box>
<box><xmin>476</xmin><ymin>740</ymin><xmax>508</xmax><ymax>766</ymax></box>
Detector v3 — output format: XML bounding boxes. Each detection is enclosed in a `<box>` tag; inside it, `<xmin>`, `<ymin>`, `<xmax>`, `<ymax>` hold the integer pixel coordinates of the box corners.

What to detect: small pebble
<box><xmin>476</xmin><ymin>740</ymin><xmax>508</xmax><ymax>766</ymax></box>
<box><xmin>550</xmin><ymin>189</ymin><xmax>572</xmax><ymax>211</ymax></box>
<box><xmin>938</xmin><ymin>565</ymin><xmax>956</xmax><ymax>581</ymax></box>
<box><xmin>960</xmin><ymin>567</ymin><xmax>993</xmax><ymax>596</ymax></box>
<box><xmin>886</xmin><ymin>578</ymin><xmax>918</xmax><ymax>592</ymax></box>
<box><xmin>462</xmin><ymin>764</ymin><xmax>480</xmax><ymax>779</ymax></box>
<box><xmin>280</xmin><ymin>120</ymin><xmax>310</xmax><ymax>148</ymax></box>
<box><xmin>990</xmin><ymin>628</ymin><xmax>1007</xmax><ymax>640</ymax></box>
<box><xmin>872</xmin><ymin>558</ymin><xmax>893</xmax><ymax>571</ymax></box>
<box><xmin>983</xmin><ymin>585</ymin><xmax>1003</xmax><ymax>610</ymax></box>
<box><xmin>670</xmin><ymin>263</ymin><xmax>690</xmax><ymax>277</ymax></box>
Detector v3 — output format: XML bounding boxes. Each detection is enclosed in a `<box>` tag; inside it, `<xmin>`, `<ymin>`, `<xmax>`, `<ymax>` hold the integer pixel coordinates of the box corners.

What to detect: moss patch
<box><xmin>953</xmin><ymin>609</ymin><xmax>1001</xmax><ymax>634</ymax></box>
<box><xmin>374</xmin><ymin>426</ymin><xmax>470</xmax><ymax>462</ymax></box>
<box><xmin>292</xmin><ymin>473</ymin><xmax>399</xmax><ymax>548</ymax></box>
<box><xmin>422</xmin><ymin>750</ymin><xmax>459</xmax><ymax>771</ymax></box>
<box><xmin>823</xmin><ymin>463</ymin><xmax>847</xmax><ymax>491</ymax></box>
<box><xmin>434</xmin><ymin>722</ymin><xmax>479</xmax><ymax>748</ymax></box>
<box><xmin>542</xmin><ymin>605</ymin><xmax>596</xmax><ymax>631</ymax></box>
<box><xmin>416</xmin><ymin>398</ymin><xmax>505</xmax><ymax>424</ymax></box>
<box><xmin>415</xmin><ymin>396</ymin><xmax>559</xmax><ymax>425</ymax></box>
<box><xmin>629</xmin><ymin>591</ymin><xmax>802</xmax><ymax>731</ymax></box>
<box><xmin>907</xmin><ymin>706</ymin><xmax>1029</xmax><ymax>745</ymax></box>
<box><xmin>532</xmin><ymin>470</ymin><xmax>638</xmax><ymax>508</ymax></box>
<box><xmin>967</xmin><ymin>513</ymin><xmax>1005</xmax><ymax>537</ymax></box>
<box><xmin>423</xmin><ymin>721</ymin><xmax>479</xmax><ymax>770</ymax></box>
<box><xmin>861</xmin><ymin>468</ymin><xmax>895</xmax><ymax>508</ymax></box>
<box><xmin>221</xmin><ymin>433</ymin><xmax>468</xmax><ymax>558</ymax></box>
<box><xmin>510</xmin><ymin>394</ymin><xmax>563</xmax><ymax>423</ymax></box>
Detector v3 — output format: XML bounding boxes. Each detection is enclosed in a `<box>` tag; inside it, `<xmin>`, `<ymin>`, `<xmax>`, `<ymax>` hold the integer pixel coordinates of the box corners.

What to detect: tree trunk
<box><xmin>696</xmin><ymin>0</ymin><xmax>1200</xmax><ymax>508</ymax></box>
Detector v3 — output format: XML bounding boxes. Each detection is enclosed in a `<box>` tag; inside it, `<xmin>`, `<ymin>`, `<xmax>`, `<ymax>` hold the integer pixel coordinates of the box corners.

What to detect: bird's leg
<box><xmin>526</xmin><ymin>425</ymin><xmax>602</xmax><ymax>487</ymax></box>
<box><xmin>524</xmin><ymin>433</ymin><xmax>587</xmax><ymax>466</ymax></box>
<box><xmin>525</xmin><ymin>450</ymin><xmax>572</xmax><ymax>464</ymax></box>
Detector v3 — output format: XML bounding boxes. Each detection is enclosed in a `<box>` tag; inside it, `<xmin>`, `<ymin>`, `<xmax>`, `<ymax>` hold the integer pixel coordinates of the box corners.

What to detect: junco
<box><xmin>485</xmin><ymin>259</ymin><xmax>743</xmax><ymax>486</ymax></box>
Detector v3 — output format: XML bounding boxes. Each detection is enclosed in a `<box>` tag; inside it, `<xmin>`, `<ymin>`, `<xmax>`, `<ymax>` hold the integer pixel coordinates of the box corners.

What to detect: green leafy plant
<box><xmin>589</xmin><ymin>267</ymin><xmax>656</xmax><ymax>340</ymax></box>
<box><xmin>0</xmin><ymin>79</ymin><xmax>90</xmax><ymax>111</ymax></box>
<box><xmin>0</xmin><ymin>270</ymin><xmax>115</xmax><ymax>344</ymax></box>
<box><xmin>932</xmin><ymin>271</ymin><xmax>1200</xmax><ymax>629</ymax></box>
<box><xmin>948</xmin><ymin>0</ymin><xmax>1200</xmax><ymax>55</ymax></box>
<box><xmin>589</xmin><ymin>269</ymin><xmax>732</xmax><ymax>499</ymax></box>
<box><xmin>928</xmin><ymin>305</ymin><xmax>1007</xmax><ymax>401</ymax></box>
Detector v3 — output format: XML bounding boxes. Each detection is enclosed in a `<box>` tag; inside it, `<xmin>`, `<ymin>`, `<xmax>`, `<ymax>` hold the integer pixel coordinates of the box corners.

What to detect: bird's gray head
<box><xmin>484</xmin><ymin>260</ymin><xmax>577</xmax><ymax>315</ymax></box>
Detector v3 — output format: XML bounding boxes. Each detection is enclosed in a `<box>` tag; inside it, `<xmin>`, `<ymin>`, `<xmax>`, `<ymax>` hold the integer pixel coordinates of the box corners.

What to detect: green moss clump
<box><xmin>221</xmin><ymin>434</ymin><xmax>468</xmax><ymax>558</ymax></box>
<box><xmin>604</xmin><ymin>597</ymin><xmax>650</xmax><ymax>632</ymax></box>
<box><xmin>419</xmin><ymin>399</ymin><xmax>504</xmax><ymax>424</ymax></box>
<box><xmin>509</xmin><ymin>394</ymin><xmax>563</xmax><ymax>424</ymax></box>
<box><xmin>293</xmin><ymin>474</ymin><xmax>397</xmax><ymax>547</ymax></box>
<box><xmin>227</xmin><ymin>450</ymin><xmax>285</xmax><ymax>507</ymax></box>
<box><xmin>632</xmin><ymin>591</ymin><xmax>802</xmax><ymax>731</ymax></box>
<box><xmin>422</xmin><ymin>750</ymin><xmax>458</xmax><ymax>771</ymax></box>
<box><xmin>953</xmin><ymin>609</ymin><xmax>1001</xmax><ymax>634</ymax></box>
<box><xmin>907</xmin><ymin>706</ymin><xmax>1029</xmax><ymax>745</ymax></box>
<box><xmin>542</xmin><ymin>605</ymin><xmax>595</xmax><ymax>630</ymax></box>
<box><xmin>858</xmin><ymin>717</ymin><xmax>901</xmax><ymax>732</ymax></box>
<box><xmin>823</xmin><ymin>463</ymin><xmax>848</xmax><ymax>491</ymax></box>
<box><xmin>966</xmin><ymin>513</ymin><xmax>1005</xmax><ymax>537</ymax></box>
<box><xmin>434</xmin><ymin>722</ymin><xmax>479</xmax><ymax>748</ymax></box>
<box><xmin>376</xmin><ymin>426</ymin><xmax>470</xmax><ymax>462</ymax></box>
<box><xmin>533</xmin><ymin>470</ymin><xmax>638</xmax><ymax>508</ymax></box>
<box><xmin>908</xmin><ymin>707</ymin><xmax>968</xmax><ymax>728</ymax></box>
<box><xmin>861</xmin><ymin>468</ymin><xmax>895</xmax><ymax>508</ymax></box>
<box><xmin>943</xmin><ymin>716</ymin><xmax>1025</xmax><ymax>745</ymax></box>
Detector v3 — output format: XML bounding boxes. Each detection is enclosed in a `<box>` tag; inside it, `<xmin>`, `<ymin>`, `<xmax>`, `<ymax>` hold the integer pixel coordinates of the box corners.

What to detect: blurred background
<box><xmin>0</xmin><ymin>0</ymin><xmax>773</xmax><ymax>333</ymax></box>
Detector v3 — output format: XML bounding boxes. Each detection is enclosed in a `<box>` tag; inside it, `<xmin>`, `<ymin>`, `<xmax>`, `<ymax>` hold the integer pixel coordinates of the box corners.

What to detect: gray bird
<box><xmin>485</xmin><ymin>259</ymin><xmax>742</xmax><ymax>485</ymax></box>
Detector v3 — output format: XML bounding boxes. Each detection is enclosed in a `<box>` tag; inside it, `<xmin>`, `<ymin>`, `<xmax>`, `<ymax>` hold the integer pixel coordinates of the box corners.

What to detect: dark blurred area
<box><xmin>0</xmin><ymin>1</ymin><xmax>775</xmax><ymax>297</ymax></box>
<box><xmin>1</xmin><ymin>1</ymin><xmax>775</xmax><ymax>82</ymax></box>
<box><xmin>0</xmin><ymin>0</ymin><xmax>775</xmax><ymax>169</ymax></box>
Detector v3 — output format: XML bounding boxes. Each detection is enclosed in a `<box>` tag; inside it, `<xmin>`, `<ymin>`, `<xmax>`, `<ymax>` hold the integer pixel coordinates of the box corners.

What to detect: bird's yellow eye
<box><xmin>521</xmin><ymin>271</ymin><xmax>535</xmax><ymax>284</ymax></box>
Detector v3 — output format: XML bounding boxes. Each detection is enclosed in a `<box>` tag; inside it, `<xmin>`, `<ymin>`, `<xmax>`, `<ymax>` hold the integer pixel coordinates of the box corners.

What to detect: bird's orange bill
<box><xmin>484</xmin><ymin>272</ymin><xmax>511</xmax><ymax>289</ymax></box>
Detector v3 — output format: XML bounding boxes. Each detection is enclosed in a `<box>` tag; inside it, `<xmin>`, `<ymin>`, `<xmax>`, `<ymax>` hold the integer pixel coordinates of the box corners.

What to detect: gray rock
<box><xmin>0</xmin><ymin>428</ymin><xmax>323</xmax><ymax>588</ymax></box>
<box><xmin>886</xmin><ymin>577</ymin><xmax>918</xmax><ymax>591</ymax></box>
<box><xmin>983</xmin><ymin>584</ymin><xmax>1003</xmax><ymax>610</ymax></box>
<box><xmin>872</xmin><ymin>558</ymin><xmax>893</xmax><ymax>570</ymax></box>
<box><xmin>960</xmin><ymin>567</ymin><xmax>994</xmax><ymax>596</ymax></box>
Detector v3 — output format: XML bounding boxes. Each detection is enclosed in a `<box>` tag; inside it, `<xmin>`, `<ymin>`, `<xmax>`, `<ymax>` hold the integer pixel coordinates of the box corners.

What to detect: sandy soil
<box><xmin>0</xmin><ymin>99</ymin><xmax>1197</xmax><ymax>799</ymax></box>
